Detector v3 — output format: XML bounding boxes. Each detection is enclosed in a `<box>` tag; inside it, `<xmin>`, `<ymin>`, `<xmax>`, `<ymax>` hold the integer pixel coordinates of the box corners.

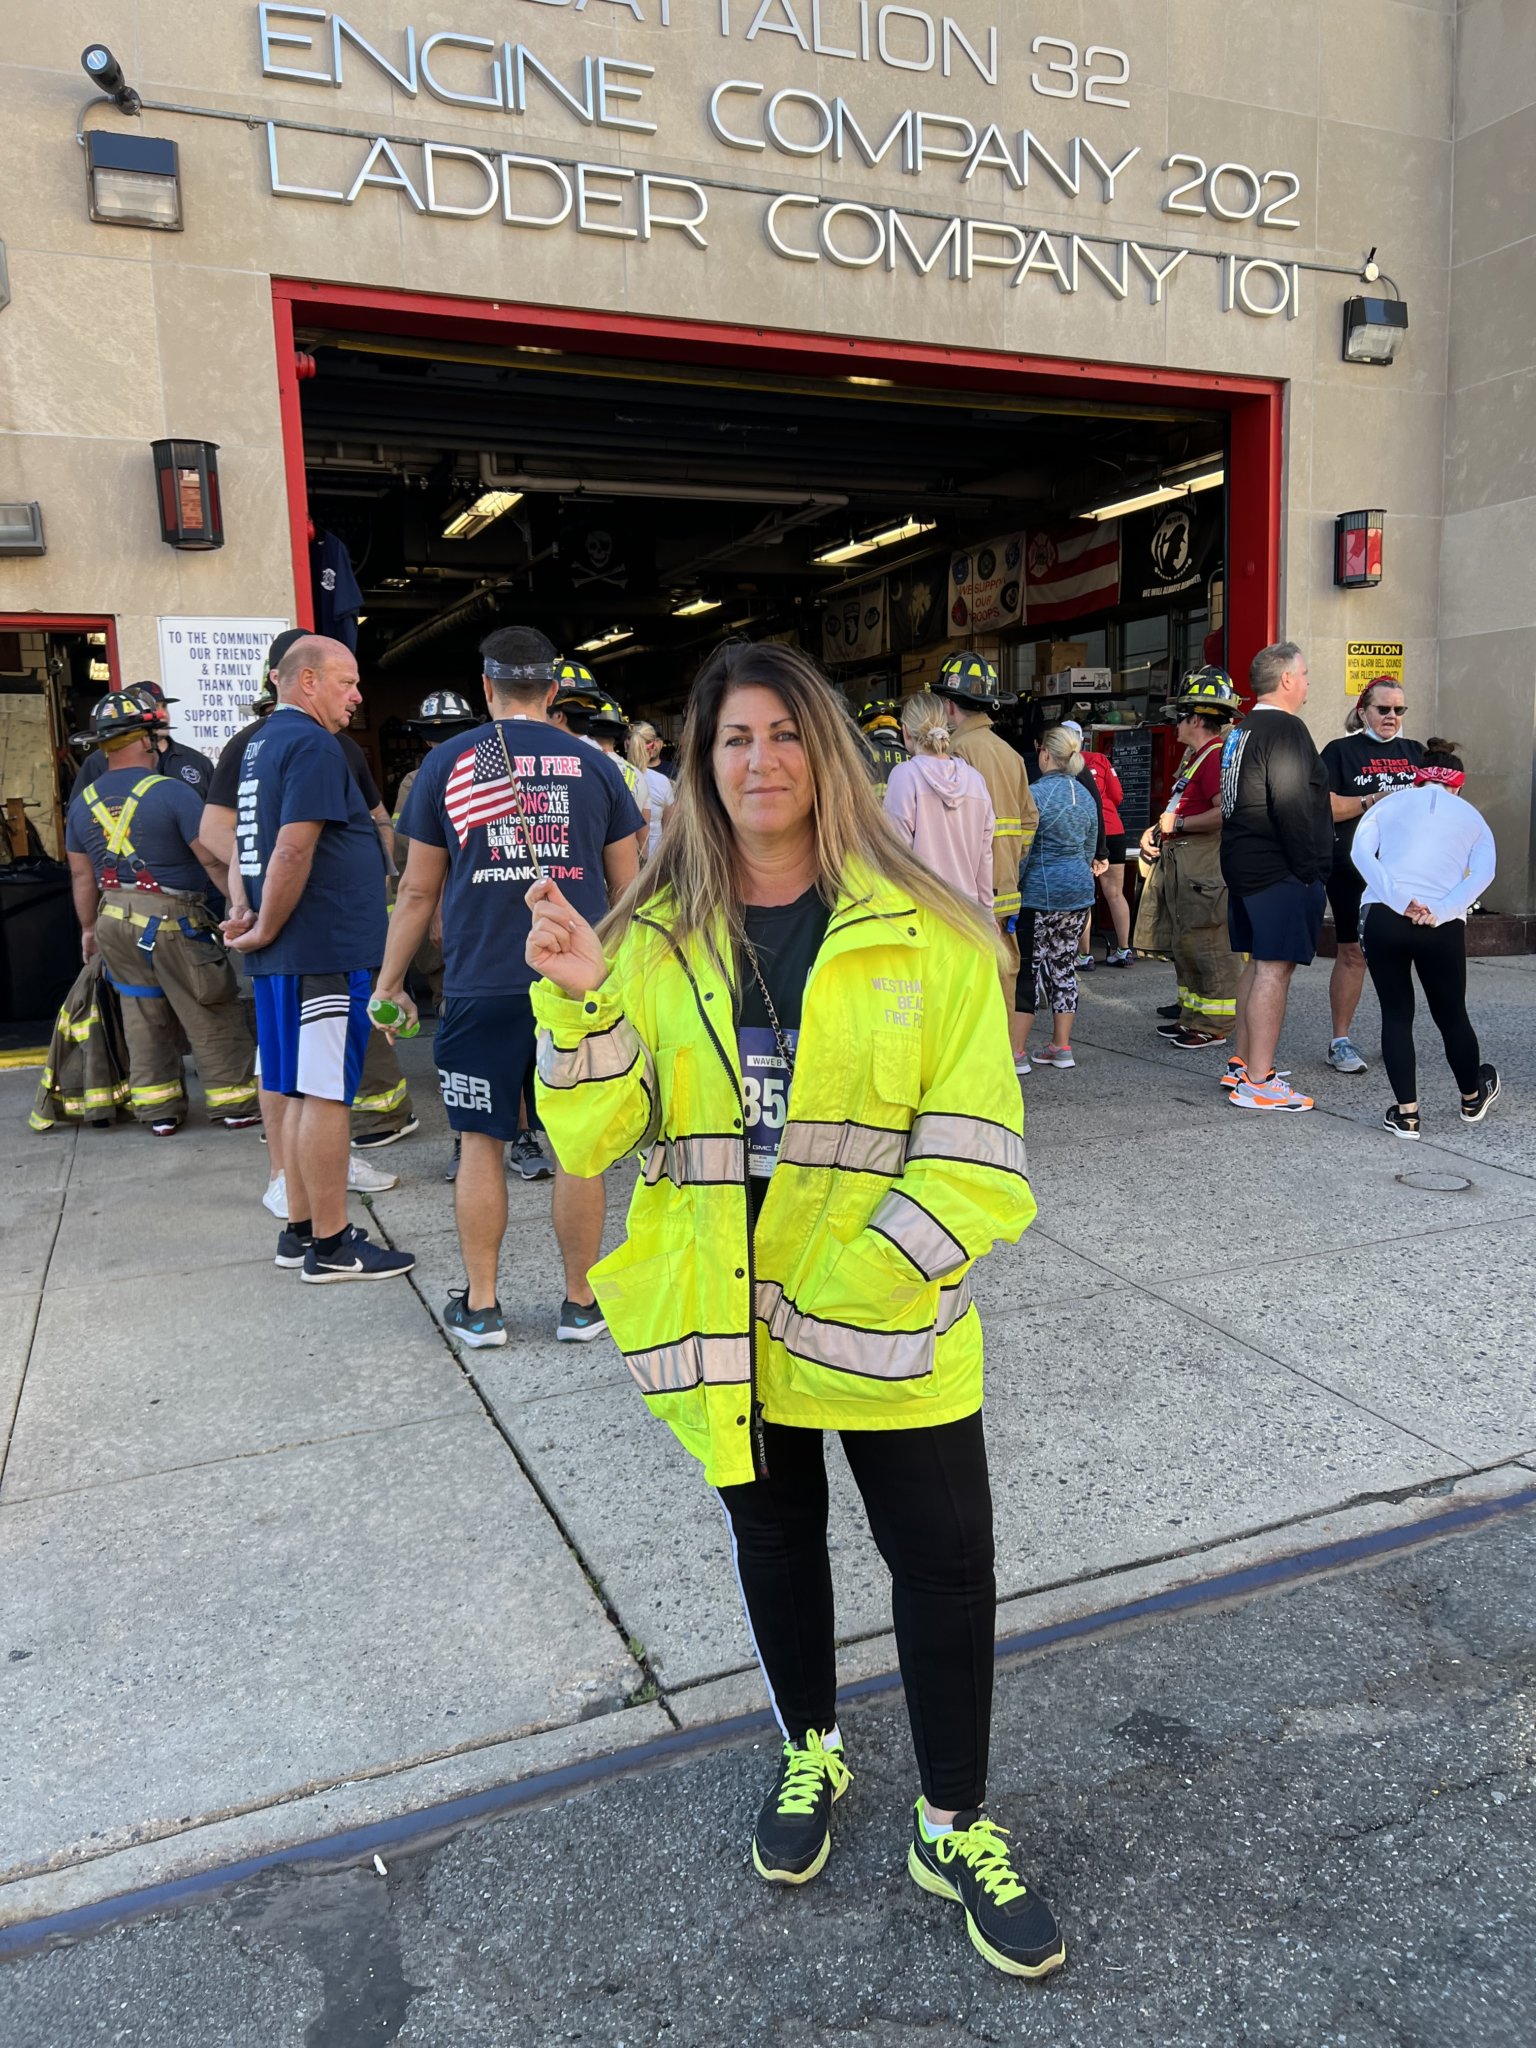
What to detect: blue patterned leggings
<box><xmin>1030</xmin><ymin>908</ymin><xmax>1084</xmax><ymax>1015</ymax></box>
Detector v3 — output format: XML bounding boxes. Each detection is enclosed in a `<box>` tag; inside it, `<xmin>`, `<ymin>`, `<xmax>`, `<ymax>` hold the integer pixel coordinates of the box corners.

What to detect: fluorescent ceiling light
<box><xmin>442</xmin><ymin>489</ymin><xmax>523</xmax><ymax>540</ymax></box>
<box><xmin>672</xmin><ymin>596</ymin><xmax>721</xmax><ymax>618</ymax></box>
<box><xmin>844</xmin><ymin>375</ymin><xmax>894</xmax><ymax>387</ymax></box>
<box><xmin>812</xmin><ymin>517</ymin><xmax>936</xmax><ymax>568</ymax></box>
<box><xmin>576</xmin><ymin>627</ymin><xmax>633</xmax><ymax>653</ymax></box>
<box><xmin>1080</xmin><ymin>469</ymin><xmax>1224</xmax><ymax>523</ymax></box>
<box><xmin>89</xmin><ymin>659</ymin><xmax>112</xmax><ymax>682</ymax></box>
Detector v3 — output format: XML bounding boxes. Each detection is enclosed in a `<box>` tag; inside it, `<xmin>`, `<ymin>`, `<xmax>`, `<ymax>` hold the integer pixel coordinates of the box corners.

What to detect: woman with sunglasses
<box><xmin>1319</xmin><ymin>678</ymin><xmax>1423</xmax><ymax>1074</ymax></box>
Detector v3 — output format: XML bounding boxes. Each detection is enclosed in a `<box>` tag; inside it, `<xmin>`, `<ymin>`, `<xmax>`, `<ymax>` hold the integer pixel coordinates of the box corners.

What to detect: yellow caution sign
<box><xmin>1345</xmin><ymin>640</ymin><xmax>1405</xmax><ymax>697</ymax></box>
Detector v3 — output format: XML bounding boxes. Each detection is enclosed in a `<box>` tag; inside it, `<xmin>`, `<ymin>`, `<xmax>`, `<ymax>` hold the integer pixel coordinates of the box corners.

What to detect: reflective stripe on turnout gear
<box><xmin>623</xmin><ymin>1331</ymin><xmax>753</xmax><ymax>1396</ymax></box>
<box><xmin>538</xmin><ymin>1018</ymin><xmax>647</xmax><ymax>1088</ymax></box>
<box><xmin>868</xmin><ymin>1187</ymin><xmax>968</xmax><ymax>1282</ymax></box>
<box><xmin>907</xmin><ymin>1111</ymin><xmax>1029</xmax><ymax>1180</ymax></box>
<box><xmin>352</xmin><ymin>1076</ymin><xmax>408</xmax><ymax>1115</ymax></box>
<box><xmin>644</xmin><ymin>1134</ymin><xmax>746</xmax><ymax>1188</ymax></box>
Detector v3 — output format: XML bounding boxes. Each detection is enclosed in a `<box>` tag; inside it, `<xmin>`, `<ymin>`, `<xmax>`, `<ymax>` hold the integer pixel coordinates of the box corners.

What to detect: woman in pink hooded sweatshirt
<box><xmin>883</xmin><ymin>692</ymin><xmax>995</xmax><ymax>909</ymax></box>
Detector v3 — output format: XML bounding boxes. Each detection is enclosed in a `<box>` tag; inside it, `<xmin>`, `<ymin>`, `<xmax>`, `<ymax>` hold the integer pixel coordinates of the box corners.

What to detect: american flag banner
<box><xmin>1024</xmin><ymin>523</ymin><xmax>1121</xmax><ymax>625</ymax></box>
<box><xmin>443</xmin><ymin>733</ymin><xmax>528</xmax><ymax>850</ymax></box>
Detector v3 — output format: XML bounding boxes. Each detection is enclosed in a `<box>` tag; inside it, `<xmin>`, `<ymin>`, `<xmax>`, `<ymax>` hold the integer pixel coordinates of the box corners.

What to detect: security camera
<box><xmin>81</xmin><ymin>45</ymin><xmax>141</xmax><ymax>112</ymax></box>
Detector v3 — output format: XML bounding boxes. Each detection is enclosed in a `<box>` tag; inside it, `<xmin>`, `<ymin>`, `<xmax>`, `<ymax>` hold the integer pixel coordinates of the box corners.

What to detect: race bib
<box><xmin>739</xmin><ymin>1025</ymin><xmax>797</xmax><ymax>1178</ymax></box>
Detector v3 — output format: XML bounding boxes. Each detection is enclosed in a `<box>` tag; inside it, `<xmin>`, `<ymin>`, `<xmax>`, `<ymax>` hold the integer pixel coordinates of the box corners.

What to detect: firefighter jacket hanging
<box><xmin>29</xmin><ymin>957</ymin><xmax>132</xmax><ymax>1131</ymax></box>
<box><xmin>533</xmin><ymin>864</ymin><xmax>1035</xmax><ymax>1489</ymax></box>
<box><xmin>72</xmin><ymin>776</ymin><xmax>256</xmax><ymax>1128</ymax></box>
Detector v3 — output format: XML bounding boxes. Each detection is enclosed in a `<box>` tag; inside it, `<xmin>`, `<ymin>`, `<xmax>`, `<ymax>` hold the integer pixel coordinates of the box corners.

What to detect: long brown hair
<box><xmin>597</xmin><ymin>640</ymin><xmax>997</xmax><ymax>969</ymax></box>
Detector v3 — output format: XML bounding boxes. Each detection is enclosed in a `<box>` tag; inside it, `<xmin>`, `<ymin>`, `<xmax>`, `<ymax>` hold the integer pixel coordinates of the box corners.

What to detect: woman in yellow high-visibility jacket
<box><xmin>528</xmin><ymin>641</ymin><xmax>1064</xmax><ymax>1981</ymax></box>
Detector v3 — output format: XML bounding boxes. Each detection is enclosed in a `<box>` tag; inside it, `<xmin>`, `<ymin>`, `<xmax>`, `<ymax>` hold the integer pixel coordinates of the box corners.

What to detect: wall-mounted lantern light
<box><xmin>1342</xmin><ymin>296</ymin><xmax>1408</xmax><ymax>366</ymax></box>
<box><xmin>1334</xmin><ymin>509</ymin><xmax>1385</xmax><ymax>589</ymax></box>
<box><xmin>0</xmin><ymin>503</ymin><xmax>46</xmax><ymax>557</ymax></box>
<box><xmin>85</xmin><ymin>131</ymin><xmax>183</xmax><ymax>230</ymax></box>
<box><xmin>152</xmin><ymin>440</ymin><xmax>223</xmax><ymax>551</ymax></box>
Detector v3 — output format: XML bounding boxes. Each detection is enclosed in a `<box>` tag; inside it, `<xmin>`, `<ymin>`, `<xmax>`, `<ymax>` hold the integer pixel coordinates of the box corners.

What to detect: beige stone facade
<box><xmin>2</xmin><ymin>1</ymin><xmax>1533</xmax><ymax>905</ymax></box>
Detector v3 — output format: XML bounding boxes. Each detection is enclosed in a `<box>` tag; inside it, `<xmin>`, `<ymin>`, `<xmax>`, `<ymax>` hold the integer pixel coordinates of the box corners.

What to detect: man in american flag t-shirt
<box><xmin>375</xmin><ymin>626</ymin><xmax>642</xmax><ymax>1350</ymax></box>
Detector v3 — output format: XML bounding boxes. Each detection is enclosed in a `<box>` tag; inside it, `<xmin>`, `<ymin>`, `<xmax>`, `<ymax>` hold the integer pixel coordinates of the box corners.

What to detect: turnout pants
<box><xmin>1161</xmin><ymin>836</ymin><xmax>1242</xmax><ymax>1030</ymax></box>
<box><xmin>94</xmin><ymin>886</ymin><xmax>256</xmax><ymax>1127</ymax></box>
<box><xmin>718</xmin><ymin>1413</ymin><xmax>995</xmax><ymax>1810</ymax></box>
<box><xmin>349</xmin><ymin>1018</ymin><xmax>415</xmax><ymax>1139</ymax></box>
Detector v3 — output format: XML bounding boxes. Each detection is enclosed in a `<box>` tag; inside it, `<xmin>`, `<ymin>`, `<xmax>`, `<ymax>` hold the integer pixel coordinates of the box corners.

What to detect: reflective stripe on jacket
<box><xmin>532</xmin><ymin>862</ymin><xmax>1035</xmax><ymax>1489</ymax></box>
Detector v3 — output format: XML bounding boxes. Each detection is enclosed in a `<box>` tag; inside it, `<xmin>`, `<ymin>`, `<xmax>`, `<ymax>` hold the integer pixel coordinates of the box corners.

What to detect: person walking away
<box><xmin>201</xmin><ymin>634</ymin><xmax>403</xmax><ymax>1208</ymax></box>
<box><xmin>934</xmin><ymin>653</ymin><xmax>1039</xmax><ymax>1069</ymax></box>
<box><xmin>855</xmin><ymin>698</ymin><xmax>909</xmax><ymax>796</ymax></box>
<box><xmin>1137</xmin><ymin>670</ymin><xmax>1245</xmax><ymax>1055</ymax></box>
<box><xmin>374</xmin><ymin>626</ymin><xmax>641</xmax><ymax>1348</ymax></box>
<box><xmin>64</xmin><ymin>692</ymin><xmax>256</xmax><ymax>1134</ymax></box>
<box><xmin>1219</xmin><ymin>643</ymin><xmax>1332</xmax><ymax>1112</ymax></box>
<box><xmin>1016</xmin><ymin>726</ymin><xmax>1102</xmax><ymax>1072</ymax></box>
<box><xmin>1073</xmin><ymin>729</ymin><xmax>1133</xmax><ymax>967</ymax></box>
<box><xmin>628</xmin><ymin>720</ymin><xmax>675</xmax><ymax>861</ymax></box>
<box><xmin>1320</xmin><ymin>677</ymin><xmax>1424</xmax><ymax>1075</ymax></box>
<box><xmin>1351</xmin><ymin>753</ymin><xmax>1499</xmax><ymax>1137</ymax></box>
<box><xmin>883</xmin><ymin>692</ymin><xmax>994</xmax><ymax>909</ymax></box>
<box><xmin>70</xmin><ymin>679</ymin><xmax>215</xmax><ymax>804</ymax></box>
<box><xmin>224</xmin><ymin>636</ymin><xmax>415</xmax><ymax>1283</ymax></box>
<box><xmin>528</xmin><ymin>638</ymin><xmax>1062</xmax><ymax>1980</ymax></box>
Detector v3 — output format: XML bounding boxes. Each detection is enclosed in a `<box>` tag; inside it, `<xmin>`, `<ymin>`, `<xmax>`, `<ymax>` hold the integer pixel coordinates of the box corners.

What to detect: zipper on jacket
<box><xmin>637</xmin><ymin>914</ymin><xmax>768</xmax><ymax>1480</ymax></box>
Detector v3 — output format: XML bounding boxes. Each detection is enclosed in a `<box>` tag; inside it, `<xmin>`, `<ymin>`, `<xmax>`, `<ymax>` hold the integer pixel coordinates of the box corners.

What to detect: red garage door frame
<box><xmin>271</xmin><ymin>280</ymin><xmax>1282</xmax><ymax>684</ymax></box>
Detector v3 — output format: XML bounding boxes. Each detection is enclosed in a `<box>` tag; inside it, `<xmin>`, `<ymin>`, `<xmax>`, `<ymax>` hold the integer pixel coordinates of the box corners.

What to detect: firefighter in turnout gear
<box><xmin>932</xmin><ymin>652</ymin><xmax>1039</xmax><ymax>1058</ymax></box>
<box><xmin>64</xmin><ymin>692</ymin><xmax>256</xmax><ymax>1134</ymax></box>
<box><xmin>1134</xmin><ymin>667</ymin><xmax>1245</xmax><ymax>1049</ymax></box>
<box><xmin>856</xmin><ymin>698</ymin><xmax>907</xmax><ymax>796</ymax></box>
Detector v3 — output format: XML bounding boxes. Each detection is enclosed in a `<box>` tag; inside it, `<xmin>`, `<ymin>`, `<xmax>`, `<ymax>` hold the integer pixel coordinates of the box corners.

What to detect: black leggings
<box><xmin>1362</xmin><ymin>905</ymin><xmax>1482</xmax><ymax>1103</ymax></box>
<box><xmin>718</xmin><ymin>1413</ymin><xmax>995</xmax><ymax>1810</ymax></box>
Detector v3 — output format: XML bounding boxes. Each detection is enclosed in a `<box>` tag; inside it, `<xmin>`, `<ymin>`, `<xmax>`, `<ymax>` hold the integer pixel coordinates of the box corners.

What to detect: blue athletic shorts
<box><xmin>1227</xmin><ymin>878</ymin><xmax>1327</xmax><ymax>966</ymax></box>
<box><xmin>253</xmin><ymin>970</ymin><xmax>372</xmax><ymax>1104</ymax></box>
<box><xmin>434</xmin><ymin>994</ymin><xmax>540</xmax><ymax>1141</ymax></box>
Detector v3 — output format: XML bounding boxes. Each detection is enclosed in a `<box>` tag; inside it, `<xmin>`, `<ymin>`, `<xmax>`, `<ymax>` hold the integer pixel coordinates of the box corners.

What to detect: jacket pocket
<box><xmin>786</xmin><ymin>1235</ymin><xmax>939</xmax><ymax>1388</ymax></box>
<box><xmin>872</xmin><ymin>1028</ymin><xmax>921</xmax><ymax>1109</ymax></box>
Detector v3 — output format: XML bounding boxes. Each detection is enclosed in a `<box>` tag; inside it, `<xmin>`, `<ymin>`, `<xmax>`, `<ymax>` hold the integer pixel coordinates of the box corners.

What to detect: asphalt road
<box><xmin>4</xmin><ymin>1504</ymin><xmax>1534</xmax><ymax>2048</ymax></box>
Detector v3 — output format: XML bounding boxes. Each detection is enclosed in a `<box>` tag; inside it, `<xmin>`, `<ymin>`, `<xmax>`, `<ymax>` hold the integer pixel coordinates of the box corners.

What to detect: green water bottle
<box><xmin>367</xmin><ymin>994</ymin><xmax>420</xmax><ymax>1039</ymax></box>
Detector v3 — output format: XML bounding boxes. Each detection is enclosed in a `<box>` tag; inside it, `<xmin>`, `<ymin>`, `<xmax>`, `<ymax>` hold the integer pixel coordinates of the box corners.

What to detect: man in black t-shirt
<box><xmin>1319</xmin><ymin>680</ymin><xmax>1422</xmax><ymax>1073</ymax></box>
<box><xmin>1218</xmin><ymin>642</ymin><xmax>1332</xmax><ymax>1112</ymax></box>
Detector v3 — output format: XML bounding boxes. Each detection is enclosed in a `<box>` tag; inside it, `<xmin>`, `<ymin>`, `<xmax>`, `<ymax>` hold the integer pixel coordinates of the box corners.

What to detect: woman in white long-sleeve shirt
<box><xmin>1350</xmin><ymin>750</ymin><xmax>1499</xmax><ymax>1137</ymax></box>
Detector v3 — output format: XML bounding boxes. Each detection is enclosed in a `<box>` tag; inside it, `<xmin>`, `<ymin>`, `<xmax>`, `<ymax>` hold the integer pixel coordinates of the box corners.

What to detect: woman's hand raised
<box><xmin>525</xmin><ymin>878</ymin><xmax>609</xmax><ymax>997</ymax></box>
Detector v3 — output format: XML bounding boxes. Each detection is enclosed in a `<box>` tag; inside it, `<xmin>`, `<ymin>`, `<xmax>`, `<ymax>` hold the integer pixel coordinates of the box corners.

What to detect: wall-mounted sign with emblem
<box><xmin>1121</xmin><ymin>499</ymin><xmax>1222</xmax><ymax>604</ymax></box>
<box><xmin>156</xmin><ymin>615</ymin><xmax>289</xmax><ymax>754</ymax></box>
<box><xmin>822</xmin><ymin>579</ymin><xmax>888</xmax><ymax>663</ymax></box>
<box><xmin>947</xmin><ymin>534</ymin><xmax>1024</xmax><ymax>636</ymax></box>
<box><xmin>1345</xmin><ymin>640</ymin><xmax>1405</xmax><ymax>697</ymax></box>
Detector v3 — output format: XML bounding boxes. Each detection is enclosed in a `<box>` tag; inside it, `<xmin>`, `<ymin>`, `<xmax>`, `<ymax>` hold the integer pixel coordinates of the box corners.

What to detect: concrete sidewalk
<box><xmin>2</xmin><ymin>953</ymin><xmax>1533</xmax><ymax>1931</ymax></box>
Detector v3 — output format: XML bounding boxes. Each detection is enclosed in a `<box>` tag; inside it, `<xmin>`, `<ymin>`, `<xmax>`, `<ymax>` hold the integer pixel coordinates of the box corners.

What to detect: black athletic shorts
<box><xmin>1326</xmin><ymin>855</ymin><xmax>1366</xmax><ymax>946</ymax></box>
<box><xmin>433</xmin><ymin>994</ymin><xmax>540</xmax><ymax>1141</ymax></box>
<box><xmin>1105</xmin><ymin>831</ymin><xmax>1127</xmax><ymax>867</ymax></box>
<box><xmin>1228</xmin><ymin>878</ymin><xmax>1327</xmax><ymax>966</ymax></box>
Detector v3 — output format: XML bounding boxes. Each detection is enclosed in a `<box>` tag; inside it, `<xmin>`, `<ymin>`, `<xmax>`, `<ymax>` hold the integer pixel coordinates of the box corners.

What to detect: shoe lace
<box><xmin>936</xmin><ymin>1816</ymin><xmax>1031</xmax><ymax>1905</ymax></box>
<box><xmin>775</xmin><ymin>1732</ymin><xmax>850</xmax><ymax>1815</ymax></box>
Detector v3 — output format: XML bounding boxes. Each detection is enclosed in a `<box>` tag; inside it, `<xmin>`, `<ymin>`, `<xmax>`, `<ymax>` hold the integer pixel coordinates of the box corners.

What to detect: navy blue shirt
<box><xmin>400</xmin><ymin>716</ymin><xmax>642</xmax><ymax>998</ymax></box>
<box><xmin>66</xmin><ymin>767</ymin><xmax>209</xmax><ymax>893</ymax></box>
<box><xmin>236</xmin><ymin>706</ymin><xmax>387</xmax><ymax>976</ymax></box>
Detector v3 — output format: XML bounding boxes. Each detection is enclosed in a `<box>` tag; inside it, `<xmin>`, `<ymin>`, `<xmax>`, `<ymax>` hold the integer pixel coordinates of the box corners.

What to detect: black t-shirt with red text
<box><xmin>1320</xmin><ymin>733</ymin><xmax>1423</xmax><ymax>859</ymax></box>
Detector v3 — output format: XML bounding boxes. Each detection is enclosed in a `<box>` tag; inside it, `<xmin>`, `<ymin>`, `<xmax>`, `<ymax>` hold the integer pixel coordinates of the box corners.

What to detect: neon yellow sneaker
<box><xmin>750</xmin><ymin>1732</ymin><xmax>851</xmax><ymax>1885</ymax></box>
<box><xmin>908</xmin><ymin>1804</ymin><xmax>1066</xmax><ymax>1979</ymax></box>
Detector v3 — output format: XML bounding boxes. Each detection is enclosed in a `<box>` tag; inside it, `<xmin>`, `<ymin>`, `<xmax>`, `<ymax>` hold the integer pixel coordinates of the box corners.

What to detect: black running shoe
<box><xmin>1460</xmin><ymin>1064</ymin><xmax>1501</xmax><ymax>1124</ymax></box>
<box><xmin>556</xmin><ymin>1297</ymin><xmax>608</xmax><ymax>1343</ymax></box>
<box><xmin>1155</xmin><ymin>1020</ymin><xmax>1184</xmax><ymax>1038</ymax></box>
<box><xmin>751</xmin><ymin>1733</ymin><xmax>851</xmax><ymax>1885</ymax></box>
<box><xmin>1156</xmin><ymin>1002</ymin><xmax>1181</xmax><ymax>1020</ymax></box>
<box><xmin>1383</xmin><ymin>1105</ymin><xmax>1421</xmax><ymax>1140</ymax></box>
<box><xmin>275</xmin><ymin>1227</ymin><xmax>312</xmax><ymax>1270</ymax></box>
<box><xmin>908</xmin><ymin>1805</ymin><xmax>1066</xmax><ymax>1980</ymax></box>
<box><xmin>302</xmin><ymin>1225</ymin><xmax>415</xmax><ymax>1284</ymax></box>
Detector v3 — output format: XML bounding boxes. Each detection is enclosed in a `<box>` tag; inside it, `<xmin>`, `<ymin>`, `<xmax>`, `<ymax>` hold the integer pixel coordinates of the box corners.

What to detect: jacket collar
<box><xmin>636</xmin><ymin>859</ymin><xmax>927</xmax><ymax>970</ymax></box>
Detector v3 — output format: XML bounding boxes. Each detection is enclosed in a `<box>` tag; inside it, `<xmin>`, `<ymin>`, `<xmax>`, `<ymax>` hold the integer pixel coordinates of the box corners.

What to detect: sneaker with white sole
<box><xmin>347</xmin><ymin>1151</ymin><xmax>399</xmax><ymax>1193</ymax></box>
<box><xmin>508</xmin><ymin>1130</ymin><xmax>555</xmax><ymax>1182</ymax></box>
<box><xmin>1230</xmin><ymin>1077</ymin><xmax>1314</xmax><ymax>1112</ymax></box>
<box><xmin>443</xmin><ymin>1289</ymin><xmax>508</xmax><ymax>1347</ymax></box>
<box><xmin>351</xmin><ymin>1116</ymin><xmax>420</xmax><ymax>1151</ymax></box>
<box><xmin>1035</xmin><ymin>1045</ymin><xmax>1075</xmax><ymax>1068</ymax></box>
<box><xmin>1013</xmin><ymin>1055</ymin><xmax>1031</xmax><ymax>1076</ymax></box>
<box><xmin>556</xmin><ymin>1297</ymin><xmax>607</xmax><ymax>1342</ymax></box>
<box><xmin>1459</xmin><ymin>1064</ymin><xmax>1501</xmax><ymax>1124</ymax></box>
<box><xmin>1383</xmin><ymin>1105</ymin><xmax>1421</xmax><ymax>1140</ymax></box>
<box><xmin>262</xmin><ymin>1172</ymin><xmax>287</xmax><ymax>1219</ymax></box>
<box><xmin>301</xmin><ymin>1225</ymin><xmax>415</xmax><ymax>1283</ymax></box>
<box><xmin>1073</xmin><ymin>952</ymin><xmax>1096</xmax><ymax>973</ymax></box>
<box><xmin>1327</xmin><ymin>1036</ymin><xmax>1368</xmax><ymax>1074</ymax></box>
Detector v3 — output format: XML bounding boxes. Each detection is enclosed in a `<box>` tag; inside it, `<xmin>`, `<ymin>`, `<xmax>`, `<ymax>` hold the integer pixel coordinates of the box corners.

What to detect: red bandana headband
<box><xmin>1414</xmin><ymin>765</ymin><xmax>1465</xmax><ymax>791</ymax></box>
